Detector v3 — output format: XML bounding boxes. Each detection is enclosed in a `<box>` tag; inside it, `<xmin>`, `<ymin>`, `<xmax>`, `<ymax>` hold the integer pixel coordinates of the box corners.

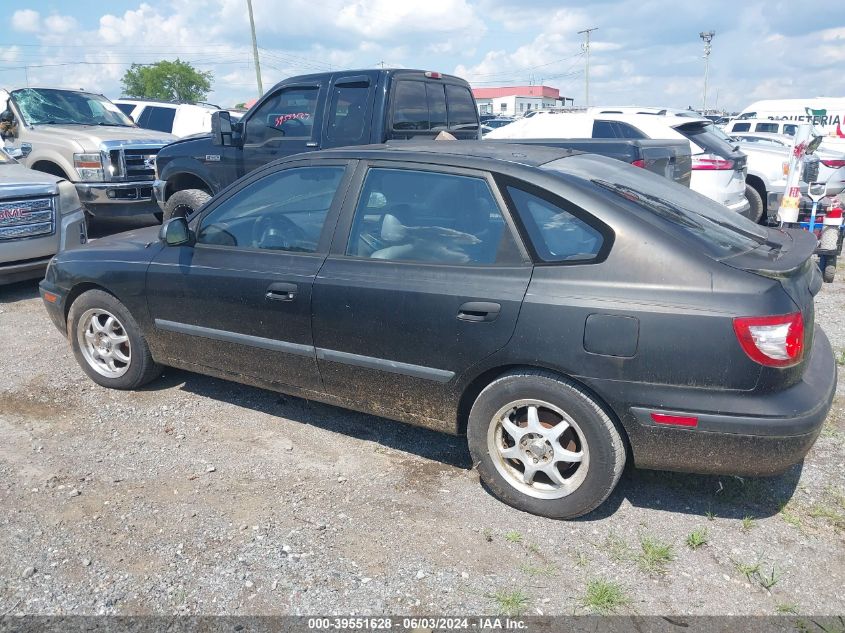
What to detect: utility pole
<box><xmin>246</xmin><ymin>0</ymin><xmax>263</xmax><ymax>97</ymax></box>
<box><xmin>699</xmin><ymin>30</ymin><xmax>715</xmax><ymax>113</ymax></box>
<box><xmin>577</xmin><ymin>27</ymin><xmax>598</xmax><ymax>107</ymax></box>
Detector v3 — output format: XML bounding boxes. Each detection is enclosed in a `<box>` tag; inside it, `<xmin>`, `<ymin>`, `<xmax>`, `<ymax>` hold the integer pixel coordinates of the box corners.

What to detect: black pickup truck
<box><xmin>153</xmin><ymin>69</ymin><xmax>691</xmax><ymax>219</ymax></box>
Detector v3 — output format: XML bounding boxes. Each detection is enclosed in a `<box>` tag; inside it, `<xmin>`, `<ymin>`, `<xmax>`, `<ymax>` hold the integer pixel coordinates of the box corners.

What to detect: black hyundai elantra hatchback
<box><xmin>40</xmin><ymin>142</ymin><xmax>835</xmax><ymax>518</ymax></box>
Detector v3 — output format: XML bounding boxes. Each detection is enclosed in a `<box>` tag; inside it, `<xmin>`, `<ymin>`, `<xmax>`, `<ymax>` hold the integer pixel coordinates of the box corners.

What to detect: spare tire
<box><xmin>743</xmin><ymin>184</ymin><xmax>764</xmax><ymax>224</ymax></box>
<box><xmin>162</xmin><ymin>189</ymin><xmax>211</xmax><ymax>222</ymax></box>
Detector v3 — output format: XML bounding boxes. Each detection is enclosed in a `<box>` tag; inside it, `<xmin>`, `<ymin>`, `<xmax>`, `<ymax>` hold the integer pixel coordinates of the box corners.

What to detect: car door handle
<box><xmin>265</xmin><ymin>282</ymin><xmax>297</xmax><ymax>302</ymax></box>
<box><xmin>457</xmin><ymin>301</ymin><xmax>501</xmax><ymax>322</ymax></box>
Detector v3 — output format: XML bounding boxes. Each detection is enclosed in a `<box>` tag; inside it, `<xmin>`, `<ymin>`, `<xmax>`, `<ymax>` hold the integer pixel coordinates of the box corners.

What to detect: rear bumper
<box><xmin>589</xmin><ymin>325</ymin><xmax>836</xmax><ymax>476</ymax></box>
<box><xmin>75</xmin><ymin>181</ymin><xmax>160</xmax><ymax>217</ymax></box>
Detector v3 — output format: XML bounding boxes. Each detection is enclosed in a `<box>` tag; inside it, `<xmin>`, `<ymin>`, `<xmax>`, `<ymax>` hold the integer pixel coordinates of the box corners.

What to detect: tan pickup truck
<box><xmin>0</xmin><ymin>88</ymin><xmax>175</xmax><ymax>220</ymax></box>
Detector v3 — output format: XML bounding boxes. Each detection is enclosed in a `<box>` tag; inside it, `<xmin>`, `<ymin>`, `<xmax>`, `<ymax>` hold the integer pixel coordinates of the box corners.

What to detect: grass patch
<box><xmin>490</xmin><ymin>589</ymin><xmax>530</xmax><ymax>616</ymax></box>
<box><xmin>776</xmin><ymin>603</ymin><xmax>799</xmax><ymax>615</ymax></box>
<box><xmin>757</xmin><ymin>566</ymin><xmax>781</xmax><ymax>590</ymax></box>
<box><xmin>504</xmin><ymin>530</ymin><xmax>523</xmax><ymax>544</ymax></box>
<box><xmin>779</xmin><ymin>502</ymin><xmax>802</xmax><ymax>528</ymax></box>
<box><xmin>837</xmin><ymin>350</ymin><xmax>845</xmax><ymax>366</ymax></box>
<box><xmin>705</xmin><ymin>509</ymin><xmax>716</xmax><ymax>521</ymax></box>
<box><xmin>686</xmin><ymin>527</ymin><xmax>709</xmax><ymax>550</ymax></box>
<box><xmin>637</xmin><ymin>535</ymin><xmax>675</xmax><ymax>574</ymax></box>
<box><xmin>604</xmin><ymin>532</ymin><xmax>630</xmax><ymax>563</ymax></box>
<box><xmin>741</xmin><ymin>516</ymin><xmax>756</xmax><ymax>532</ymax></box>
<box><xmin>808</xmin><ymin>504</ymin><xmax>845</xmax><ymax>530</ymax></box>
<box><xmin>582</xmin><ymin>579</ymin><xmax>629</xmax><ymax>614</ymax></box>
<box><xmin>526</xmin><ymin>542</ymin><xmax>541</xmax><ymax>555</ymax></box>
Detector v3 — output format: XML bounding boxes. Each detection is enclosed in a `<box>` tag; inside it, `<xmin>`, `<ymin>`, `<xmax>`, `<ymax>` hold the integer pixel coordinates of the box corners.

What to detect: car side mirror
<box><xmin>0</xmin><ymin>110</ymin><xmax>16</xmax><ymax>140</ymax></box>
<box><xmin>159</xmin><ymin>216</ymin><xmax>194</xmax><ymax>246</ymax></box>
<box><xmin>211</xmin><ymin>110</ymin><xmax>232</xmax><ymax>147</ymax></box>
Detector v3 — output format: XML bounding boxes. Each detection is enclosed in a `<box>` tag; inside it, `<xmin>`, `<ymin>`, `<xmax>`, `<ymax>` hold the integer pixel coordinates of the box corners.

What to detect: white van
<box><xmin>736</xmin><ymin>98</ymin><xmax>845</xmax><ymax>138</ymax></box>
<box><xmin>113</xmin><ymin>99</ymin><xmax>220</xmax><ymax>138</ymax></box>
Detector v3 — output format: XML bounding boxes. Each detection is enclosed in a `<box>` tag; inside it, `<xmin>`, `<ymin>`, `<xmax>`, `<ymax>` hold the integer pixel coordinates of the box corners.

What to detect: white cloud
<box><xmin>12</xmin><ymin>9</ymin><xmax>40</xmax><ymax>32</ymax></box>
<box><xmin>45</xmin><ymin>14</ymin><xmax>79</xmax><ymax>35</ymax></box>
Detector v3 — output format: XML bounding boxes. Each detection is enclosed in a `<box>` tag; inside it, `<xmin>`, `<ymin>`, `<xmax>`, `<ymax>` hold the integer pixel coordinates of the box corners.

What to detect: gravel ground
<box><xmin>0</xmin><ymin>225</ymin><xmax>843</xmax><ymax>616</ymax></box>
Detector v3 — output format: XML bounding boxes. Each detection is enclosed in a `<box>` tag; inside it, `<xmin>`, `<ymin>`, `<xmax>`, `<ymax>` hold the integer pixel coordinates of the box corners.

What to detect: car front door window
<box><xmin>197</xmin><ymin>166</ymin><xmax>345</xmax><ymax>253</ymax></box>
<box><xmin>244</xmin><ymin>87</ymin><xmax>319</xmax><ymax>146</ymax></box>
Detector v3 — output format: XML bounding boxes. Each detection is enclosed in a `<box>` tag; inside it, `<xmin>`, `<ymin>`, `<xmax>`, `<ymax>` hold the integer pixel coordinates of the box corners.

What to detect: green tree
<box><xmin>120</xmin><ymin>59</ymin><xmax>213</xmax><ymax>103</ymax></box>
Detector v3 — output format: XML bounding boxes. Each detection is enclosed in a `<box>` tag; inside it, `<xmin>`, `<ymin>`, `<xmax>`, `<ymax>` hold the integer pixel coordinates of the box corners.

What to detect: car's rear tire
<box><xmin>162</xmin><ymin>188</ymin><xmax>210</xmax><ymax>222</ymax></box>
<box><xmin>67</xmin><ymin>289</ymin><xmax>161</xmax><ymax>390</ymax></box>
<box><xmin>744</xmin><ymin>184</ymin><xmax>764</xmax><ymax>224</ymax></box>
<box><xmin>467</xmin><ymin>370</ymin><xmax>625</xmax><ymax>519</ymax></box>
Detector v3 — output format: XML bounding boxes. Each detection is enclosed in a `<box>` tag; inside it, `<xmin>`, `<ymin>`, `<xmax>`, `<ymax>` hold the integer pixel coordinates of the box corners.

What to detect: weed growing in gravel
<box><xmin>603</xmin><ymin>532</ymin><xmax>630</xmax><ymax>563</ymax></box>
<box><xmin>582</xmin><ymin>579</ymin><xmax>629</xmax><ymax>614</ymax></box>
<box><xmin>837</xmin><ymin>350</ymin><xmax>845</xmax><ymax>366</ymax></box>
<box><xmin>504</xmin><ymin>530</ymin><xmax>523</xmax><ymax>544</ymax></box>
<box><xmin>519</xmin><ymin>563</ymin><xmax>557</xmax><ymax>577</ymax></box>
<box><xmin>482</xmin><ymin>528</ymin><xmax>493</xmax><ymax>542</ymax></box>
<box><xmin>757</xmin><ymin>566</ymin><xmax>781</xmax><ymax>590</ymax></box>
<box><xmin>808</xmin><ymin>504</ymin><xmax>845</xmax><ymax>531</ymax></box>
<box><xmin>526</xmin><ymin>542</ymin><xmax>541</xmax><ymax>555</ymax></box>
<box><xmin>741</xmin><ymin>516</ymin><xmax>756</xmax><ymax>531</ymax></box>
<box><xmin>637</xmin><ymin>535</ymin><xmax>675</xmax><ymax>574</ymax></box>
<box><xmin>779</xmin><ymin>502</ymin><xmax>802</xmax><ymax>528</ymax></box>
<box><xmin>573</xmin><ymin>551</ymin><xmax>589</xmax><ymax>568</ymax></box>
<box><xmin>775</xmin><ymin>602</ymin><xmax>799</xmax><ymax>615</ymax></box>
<box><xmin>705</xmin><ymin>509</ymin><xmax>716</xmax><ymax>521</ymax></box>
<box><xmin>490</xmin><ymin>589</ymin><xmax>530</xmax><ymax>616</ymax></box>
<box><xmin>733</xmin><ymin>558</ymin><xmax>761</xmax><ymax>581</ymax></box>
<box><xmin>686</xmin><ymin>528</ymin><xmax>709</xmax><ymax>550</ymax></box>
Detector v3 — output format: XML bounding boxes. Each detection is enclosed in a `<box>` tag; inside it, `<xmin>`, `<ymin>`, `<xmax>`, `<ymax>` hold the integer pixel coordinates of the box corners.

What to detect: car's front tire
<box><xmin>744</xmin><ymin>184</ymin><xmax>764</xmax><ymax>224</ymax></box>
<box><xmin>467</xmin><ymin>370</ymin><xmax>626</xmax><ymax>519</ymax></box>
<box><xmin>162</xmin><ymin>189</ymin><xmax>211</xmax><ymax>222</ymax></box>
<box><xmin>67</xmin><ymin>289</ymin><xmax>161</xmax><ymax>389</ymax></box>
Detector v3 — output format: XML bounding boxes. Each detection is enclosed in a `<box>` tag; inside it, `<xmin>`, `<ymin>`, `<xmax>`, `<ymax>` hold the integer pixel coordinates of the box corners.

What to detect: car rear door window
<box><xmin>506</xmin><ymin>186</ymin><xmax>605</xmax><ymax>262</ymax></box>
<box><xmin>327</xmin><ymin>80</ymin><xmax>370</xmax><ymax>144</ymax></box>
<box><xmin>346</xmin><ymin>168</ymin><xmax>520</xmax><ymax>265</ymax></box>
<box><xmin>445</xmin><ymin>84</ymin><xmax>479</xmax><ymax>131</ymax></box>
<box><xmin>246</xmin><ymin>86</ymin><xmax>319</xmax><ymax>144</ymax></box>
<box><xmin>197</xmin><ymin>166</ymin><xmax>345</xmax><ymax>253</ymax></box>
<box><xmin>144</xmin><ymin>106</ymin><xmax>176</xmax><ymax>133</ymax></box>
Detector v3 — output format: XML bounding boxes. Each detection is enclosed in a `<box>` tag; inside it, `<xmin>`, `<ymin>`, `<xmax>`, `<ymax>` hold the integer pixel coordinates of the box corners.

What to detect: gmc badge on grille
<box><xmin>205</xmin><ymin>155</ymin><xmax>221</xmax><ymax>162</ymax></box>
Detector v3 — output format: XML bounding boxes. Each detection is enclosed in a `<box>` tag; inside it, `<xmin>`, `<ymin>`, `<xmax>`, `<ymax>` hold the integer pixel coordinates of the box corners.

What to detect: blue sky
<box><xmin>2</xmin><ymin>0</ymin><xmax>843</xmax><ymax>110</ymax></box>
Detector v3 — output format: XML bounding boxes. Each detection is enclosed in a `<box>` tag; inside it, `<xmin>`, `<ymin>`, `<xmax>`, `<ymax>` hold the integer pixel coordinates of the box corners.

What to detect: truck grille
<box><xmin>108</xmin><ymin>147</ymin><xmax>160</xmax><ymax>181</ymax></box>
<box><xmin>0</xmin><ymin>197</ymin><xmax>54</xmax><ymax>240</ymax></box>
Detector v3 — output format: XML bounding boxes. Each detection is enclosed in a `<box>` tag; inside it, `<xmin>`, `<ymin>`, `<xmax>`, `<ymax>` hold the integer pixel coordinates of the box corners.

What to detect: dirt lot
<box><xmin>1</xmin><ymin>222</ymin><xmax>843</xmax><ymax>616</ymax></box>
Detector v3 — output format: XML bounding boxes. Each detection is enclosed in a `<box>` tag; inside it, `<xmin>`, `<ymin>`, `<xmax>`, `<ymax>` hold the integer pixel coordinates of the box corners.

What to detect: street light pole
<box><xmin>699</xmin><ymin>30</ymin><xmax>715</xmax><ymax>113</ymax></box>
<box><xmin>246</xmin><ymin>0</ymin><xmax>263</xmax><ymax>97</ymax></box>
<box><xmin>578</xmin><ymin>27</ymin><xmax>598</xmax><ymax>107</ymax></box>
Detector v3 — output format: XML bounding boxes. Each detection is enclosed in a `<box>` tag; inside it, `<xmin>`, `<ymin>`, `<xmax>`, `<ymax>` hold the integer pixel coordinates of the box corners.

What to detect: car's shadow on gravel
<box><xmin>0</xmin><ymin>279</ymin><xmax>40</xmax><ymax>304</ymax></box>
<box><xmin>146</xmin><ymin>368</ymin><xmax>473</xmax><ymax>469</ymax></box>
<box><xmin>148</xmin><ymin>367</ymin><xmax>802</xmax><ymax>519</ymax></box>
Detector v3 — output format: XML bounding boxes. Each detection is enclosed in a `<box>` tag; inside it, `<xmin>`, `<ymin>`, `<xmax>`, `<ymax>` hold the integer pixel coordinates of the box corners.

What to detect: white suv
<box><xmin>113</xmin><ymin>99</ymin><xmax>220</xmax><ymax>138</ymax></box>
<box><xmin>487</xmin><ymin>108</ymin><xmax>751</xmax><ymax>218</ymax></box>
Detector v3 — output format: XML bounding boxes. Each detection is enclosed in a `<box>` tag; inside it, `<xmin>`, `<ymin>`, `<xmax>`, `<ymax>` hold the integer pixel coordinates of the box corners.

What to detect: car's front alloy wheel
<box><xmin>77</xmin><ymin>308</ymin><xmax>132</xmax><ymax>378</ymax></box>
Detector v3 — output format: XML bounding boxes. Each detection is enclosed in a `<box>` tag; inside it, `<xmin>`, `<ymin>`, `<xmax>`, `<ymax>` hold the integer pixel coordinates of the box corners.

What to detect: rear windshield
<box><xmin>676</xmin><ymin>122</ymin><xmax>737</xmax><ymax>156</ymax></box>
<box><xmin>542</xmin><ymin>156</ymin><xmax>768</xmax><ymax>259</ymax></box>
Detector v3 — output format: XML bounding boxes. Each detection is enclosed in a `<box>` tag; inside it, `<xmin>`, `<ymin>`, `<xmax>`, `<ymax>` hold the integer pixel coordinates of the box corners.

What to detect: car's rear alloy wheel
<box><xmin>488</xmin><ymin>399</ymin><xmax>589</xmax><ymax>499</ymax></box>
<box><xmin>77</xmin><ymin>308</ymin><xmax>131</xmax><ymax>378</ymax></box>
<box><xmin>68</xmin><ymin>289</ymin><xmax>161</xmax><ymax>390</ymax></box>
<box><xmin>468</xmin><ymin>371</ymin><xmax>625</xmax><ymax>519</ymax></box>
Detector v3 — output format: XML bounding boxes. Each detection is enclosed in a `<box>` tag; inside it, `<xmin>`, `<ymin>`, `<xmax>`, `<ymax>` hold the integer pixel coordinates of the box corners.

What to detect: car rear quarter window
<box><xmin>755</xmin><ymin>122</ymin><xmax>779</xmax><ymax>133</ymax></box>
<box><xmin>731</xmin><ymin>122</ymin><xmax>751</xmax><ymax>133</ymax></box>
<box><xmin>196</xmin><ymin>166</ymin><xmax>344</xmax><ymax>253</ymax></box>
<box><xmin>392</xmin><ymin>81</ymin><xmax>429</xmax><ymax>130</ymax></box>
<box><xmin>592</xmin><ymin>120</ymin><xmax>645</xmax><ymax>139</ymax></box>
<box><xmin>346</xmin><ymin>168</ymin><xmax>520</xmax><ymax>265</ymax></box>
<box><xmin>142</xmin><ymin>106</ymin><xmax>176</xmax><ymax>133</ymax></box>
<box><xmin>677</xmin><ymin>122</ymin><xmax>737</xmax><ymax>156</ymax></box>
<box><xmin>445</xmin><ymin>84</ymin><xmax>479</xmax><ymax>131</ymax></box>
<box><xmin>505</xmin><ymin>186</ymin><xmax>605</xmax><ymax>263</ymax></box>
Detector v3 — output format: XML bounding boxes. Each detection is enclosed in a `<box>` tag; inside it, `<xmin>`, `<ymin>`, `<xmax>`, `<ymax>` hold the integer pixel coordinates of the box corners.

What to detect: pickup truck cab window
<box><xmin>346</xmin><ymin>167</ymin><xmax>520</xmax><ymax>265</ymax></box>
<box><xmin>445</xmin><ymin>84</ymin><xmax>479</xmax><ymax>131</ymax></box>
<box><xmin>245</xmin><ymin>86</ymin><xmax>319</xmax><ymax>144</ymax></box>
<box><xmin>327</xmin><ymin>81</ymin><xmax>370</xmax><ymax>145</ymax></box>
<box><xmin>197</xmin><ymin>166</ymin><xmax>345</xmax><ymax>253</ymax></box>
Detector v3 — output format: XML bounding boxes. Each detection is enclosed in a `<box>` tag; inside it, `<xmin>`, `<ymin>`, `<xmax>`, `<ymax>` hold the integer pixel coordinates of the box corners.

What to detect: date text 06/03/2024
<box><xmin>306</xmin><ymin>617</ymin><xmax>528</xmax><ymax>630</ymax></box>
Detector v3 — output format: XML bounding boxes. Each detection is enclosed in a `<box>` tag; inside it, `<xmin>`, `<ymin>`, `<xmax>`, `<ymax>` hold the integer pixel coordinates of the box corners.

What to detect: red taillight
<box><xmin>827</xmin><ymin>207</ymin><xmax>843</xmax><ymax>219</ymax></box>
<box><xmin>650</xmin><ymin>413</ymin><xmax>698</xmax><ymax>427</ymax></box>
<box><xmin>631</xmin><ymin>159</ymin><xmax>646</xmax><ymax>168</ymax></box>
<box><xmin>821</xmin><ymin>159</ymin><xmax>845</xmax><ymax>168</ymax></box>
<box><xmin>692</xmin><ymin>153</ymin><xmax>735</xmax><ymax>170</ymax></box>
<box><xmin>732</xmin><ymin>312</ymin><xmax>804</xmax><ymax>367</ymax></box>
